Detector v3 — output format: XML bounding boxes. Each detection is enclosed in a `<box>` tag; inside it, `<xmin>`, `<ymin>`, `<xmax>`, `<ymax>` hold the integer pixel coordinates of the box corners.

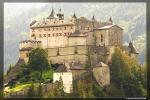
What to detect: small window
<box><xmin>71</xmin><ymin>26</ymin><xmax>73</xmax><ymax>29</ymax></box>
<box><xmin>26</xmin><ymin>53</ymin><xmax>29</xmax><ymax>57</ymax></box>
<box><xmin>48</xmin><ymin>34</ymin><xmax>51</xmax><ymax>37</ymax></box>
<box><xmin>57</xmin><ymin>52</ymin><xmax>60</xmax><ymax>56</ymax></box>
<box><xmin>64</xmin><ymin>27</ymin><xmax>67</xmax><ymax>30</ymax></box>
<box><xmin>101</xmin><ymin>34</ymin><xmax>103</xmax><ymax>42</ymax></box>
<box><xmin>57</xmin><ymin>48</ymin><xmax>60</xmax><ymax>56</ymax></box>
<box><xmin>87</xmin><ymin>27</ymin><xmax>90</xmax><ymax>30</ymax></box>
<box><xmin>75</xmin><ymin>47</ymin><xmax>78</xmax><ymax>54</ymax></box>
<box><xmin>59</xmin><ymin>33</ymin><xmax>62</xmax><ymax>36</ymax></box>
<box><xmin>43</xmin><ymin>34</ymin><xmax>46</xmax><ymax>37</ymax></box>
<box><xmin>39</xmin><ymin>34</ymin><xmax>42</xmax><ymax>38</ymax></box>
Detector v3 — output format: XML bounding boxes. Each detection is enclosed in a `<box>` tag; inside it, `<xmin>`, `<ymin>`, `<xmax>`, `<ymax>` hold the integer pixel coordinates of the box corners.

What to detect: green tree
<box><xmin>17</xmin><ymin>63</ymin><xmax>31</xmax><ymax>83</ymax></box>
<box><xmin>75</xmin><ymin>80</ymin><xmax>96</xmax><ymax>98</ymax></box>
<box><xmin>85</xmin><ymin>46</ymin><xmax>91</xmax><ymax>69</ymax></box>
<box><xmin>92</xmin><ymin>83</ymin><xmax>106</xmax><ymax>97</ymax></box>
<box><xmin>28</xmin><ymin>47</ymin><xmax>49</xmax><ymax>84</ymax></box>
<box><xmin>110</xmin><ymin>47</ymin><xmax>146</xmax><ymax>97</ymax></box>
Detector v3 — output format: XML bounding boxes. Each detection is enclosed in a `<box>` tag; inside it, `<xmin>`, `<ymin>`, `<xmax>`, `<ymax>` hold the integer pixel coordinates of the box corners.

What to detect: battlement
<box><xmin>19</xmin><ymin>40</ymin><xmax>41</xmax><ymax>50</ymax></box>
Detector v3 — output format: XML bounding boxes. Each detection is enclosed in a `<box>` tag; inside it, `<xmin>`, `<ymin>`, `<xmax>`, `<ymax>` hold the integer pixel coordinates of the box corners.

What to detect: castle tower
<box><xmin>92</xmin><ymin>15</ymin><xmax>96</xmax><ymax>28</ymax></box>
<box><xmin>72</xmin><ymin>13</ymin><xmax>77</xmax><ymax>19</ymax></box>
<box><xmin>57</xmin><ymin>8</ymin><xmax>64</xmax><ymax>20</ymax></box>
<box><xmin>92</xmin><ymin>15</ymin><xmax>95</xmax><ymax>21</ymax></box>
<box><xmin>128</xmin><ymin>41</ymin><xmax>139</xmax><ymax>58</ymax></box>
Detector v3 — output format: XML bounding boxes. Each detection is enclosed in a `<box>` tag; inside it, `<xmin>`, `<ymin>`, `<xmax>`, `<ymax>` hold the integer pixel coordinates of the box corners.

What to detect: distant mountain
<box><xmin>4</xmin><ymin>3</ymin><xmax>146</xmax><ymax>73</ymax></box>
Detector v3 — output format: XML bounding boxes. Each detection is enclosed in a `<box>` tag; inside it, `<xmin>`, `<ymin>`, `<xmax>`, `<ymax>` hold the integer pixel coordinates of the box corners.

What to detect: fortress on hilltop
<box><xmin>19</xmin><ymin>8</ymin><xmax>129</xmax><ymax>66</ymax></box>
<box><xmin>5</xmin><ymin>8</ymin><xmax>139</xmax><ymax>94</ymax></box>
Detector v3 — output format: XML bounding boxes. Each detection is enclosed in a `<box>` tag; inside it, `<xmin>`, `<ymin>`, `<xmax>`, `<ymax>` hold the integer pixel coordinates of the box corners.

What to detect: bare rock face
<box><xmin>92</xmin><ymin>62</ymin><xmax>110</xmax><ymax>87</ymax></box>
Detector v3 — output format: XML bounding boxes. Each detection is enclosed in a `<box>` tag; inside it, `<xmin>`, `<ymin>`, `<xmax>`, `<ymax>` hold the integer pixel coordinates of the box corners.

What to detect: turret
<box><xmin>109</xmin><ymin>17</ymin><xmax>113</xmax><ymax>24</ymax></box>
<box><xmin>92</xmin><ymin>15</ymin><xmax>95</xmax><ymax>21</ymax></box>
<box><xmin>57</xmin><ymin>8</ymin><xmax>64</xmax><ymax>20</ymax></box>
<box><xmin>72</xmin><ymin>13</ymin><xmax>77</xmax><ymax>19</ymax></box>
<box><xmin>128</xmin><ymin>41</ymin><xmax>139</xmax><ymax>58</ymax></box>
<box><xmin>47</xmin><ymin>8</ymin><xmax>55</xmax><ymax>19</ymax></box>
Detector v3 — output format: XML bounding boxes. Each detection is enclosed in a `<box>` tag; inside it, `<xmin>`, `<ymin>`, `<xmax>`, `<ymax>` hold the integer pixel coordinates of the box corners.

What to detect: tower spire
<box><xmin>92</xmin><ymin>15</ymin><xmax>95</xmax><ymax>21</ymax></box>
<box><xmin>109</xmin><ymin>17</ymin><xmax>113</xmax><ymax>24</ymax></box>
<box><xmin>47</xmin><ymin>8</ymin><xmax>55</xmax><ymax>19</ymax></box>
<box><xmin>72</xmin><ymin>13</ymin><xmax>77</xmax><ymax>19</ymax></box>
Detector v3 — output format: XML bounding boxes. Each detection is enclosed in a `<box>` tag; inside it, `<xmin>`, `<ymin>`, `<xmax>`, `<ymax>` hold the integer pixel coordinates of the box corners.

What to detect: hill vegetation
<box><xmin>4</xmin><ymin>47</ymin><xmax>146</xmax><ymax>98</ymax></box>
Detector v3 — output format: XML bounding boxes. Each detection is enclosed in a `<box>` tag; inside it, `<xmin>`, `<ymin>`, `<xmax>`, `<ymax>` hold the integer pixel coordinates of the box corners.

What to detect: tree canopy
<box><xmin>110</xmin><ymin>47</ymin><xmax>146</xmax><ymax>97</ymax></box>
<box><xmin>28</xmin><ymin>47</ymin><xmax>49</xmax><ymax>71</ymax></box>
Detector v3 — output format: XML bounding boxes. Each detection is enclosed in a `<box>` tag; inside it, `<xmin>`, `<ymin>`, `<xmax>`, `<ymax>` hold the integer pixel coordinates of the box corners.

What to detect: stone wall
<box><xmin>46</xmin><ymin>45</ymin><xmax>108</xmax><ymax>65</ymax></box>
<box><xmin>92</xmin><ymin>65</ymin><xmax>110</xmax><ymax>87</ymax></box>
<box><xmin>108</xmin><ymin>26</ymin><xmax>123</xmax><ymax>46</ymax></box>
<box><xmin>71</xmin><ymin>69</ymin><xmax>87</xmax><ymax>79</ymax></box>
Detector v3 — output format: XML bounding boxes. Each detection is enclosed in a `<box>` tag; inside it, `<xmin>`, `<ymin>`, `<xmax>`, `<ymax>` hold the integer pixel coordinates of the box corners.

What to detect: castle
<box><xmin>5</xmin><ymin>8</ymin><xmax>139</xmax><ymax>94</ymax></box>
<box><xmin>19</xmin><ymin>8</ymin><xmax>124</xmax><ymax>66</ymax></box>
